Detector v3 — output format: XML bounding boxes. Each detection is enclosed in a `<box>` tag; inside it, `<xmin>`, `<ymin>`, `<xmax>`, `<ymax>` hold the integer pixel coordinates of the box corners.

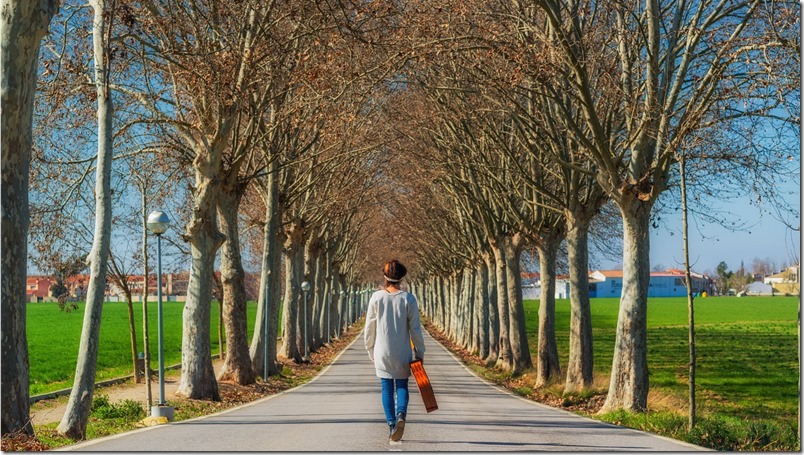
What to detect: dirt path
<box><xmin>30</xmin><ymin>359</ymin><xmax>225</xmax><ymax>426</ymax></box>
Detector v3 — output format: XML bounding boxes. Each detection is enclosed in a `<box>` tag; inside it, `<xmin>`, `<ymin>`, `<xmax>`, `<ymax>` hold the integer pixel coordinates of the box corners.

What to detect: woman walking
<box><xmin>364</xmin><ymin>259</ymin><xmax>426</xmax><ymax>442</ymax></box>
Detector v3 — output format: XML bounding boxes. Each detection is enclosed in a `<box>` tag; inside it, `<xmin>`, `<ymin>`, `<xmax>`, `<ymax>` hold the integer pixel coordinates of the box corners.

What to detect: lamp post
<box><xmin>301</xmin><ymin>281</ymin><xmax>311</xmax><ymax>361</ymax></box>
<box><xmin>146</xmin><ymin>210</ymin><xmax>173</xmax><ymax>421</ymax></box>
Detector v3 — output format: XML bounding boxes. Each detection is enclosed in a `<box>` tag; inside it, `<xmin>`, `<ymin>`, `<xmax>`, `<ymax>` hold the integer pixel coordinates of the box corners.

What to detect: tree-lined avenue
<box><xmin>63</xmin><ymin>330</ymin><xmax>703</xmax><ymax>452</ymax></box>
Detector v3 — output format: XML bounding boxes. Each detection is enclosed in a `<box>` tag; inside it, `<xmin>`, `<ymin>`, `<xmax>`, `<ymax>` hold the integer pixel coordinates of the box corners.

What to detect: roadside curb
<box><xmin>59</xmin><ymin>328</ymin><xmax>363</xmax><ymax>451</ymax></box>
<box><xmin>30</xmin><ymin>356</ymin><xmax>220</xmax><ymax>404</ymax></box>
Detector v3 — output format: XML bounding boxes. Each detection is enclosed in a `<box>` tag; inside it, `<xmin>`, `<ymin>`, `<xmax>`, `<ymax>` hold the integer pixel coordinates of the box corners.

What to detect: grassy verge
<box><xmin>3</xmin><ymin>319</ymin><xmax>363</xmax><ymax>451</ymax></box>
<box><xmin>426</xmin><ymin>296</ymin><xmax>800</xmax><ymax>451</ymax></box>
<box><xmin>27</xmin><ymin>301</ymin><xmax>258</xmax><ymax>395</ymax></box>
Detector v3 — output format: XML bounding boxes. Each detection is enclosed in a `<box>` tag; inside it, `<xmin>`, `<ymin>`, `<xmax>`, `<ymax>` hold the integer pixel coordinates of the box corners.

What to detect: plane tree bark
<box><xmin>1</xmin><ymin>0</ymin><xmax>59</xmax><ymax>437</ymax></box>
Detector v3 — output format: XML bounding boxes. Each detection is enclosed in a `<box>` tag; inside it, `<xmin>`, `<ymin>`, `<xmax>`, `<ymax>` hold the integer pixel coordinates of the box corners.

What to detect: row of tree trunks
<box><xmin>416</xmin><ymin>234</ymin><xmax>531</xmax><ymax>375</ymax></box>
<box><xmin>416</xmin><ymin>222</ymin><xmax>601</xmax><ymax>398</ymax></box>
<box><xmin>277</xmin><ymin>224</ymin><xmax>361</xmax><ymax>365</ymax></box>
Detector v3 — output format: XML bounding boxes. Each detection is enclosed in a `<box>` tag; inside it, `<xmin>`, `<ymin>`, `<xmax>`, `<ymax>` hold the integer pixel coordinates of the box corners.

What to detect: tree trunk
<box><xmin>318</xmin><ymin>258</ymin><xmax>333</xmax><ymax>344</ymax></box>
<box><xmin>337</xmin><ymin>273</ymin><xmax>347</xmax><ymax>333</ymax></box>
<box><xmin>449</xmin><ymin>272</ymin><xmax>459</xmax><ymax>340</ymax></box>
<box><xmin>312</xmin><ymin>250</ymin><xmax>325</xmax><ymax>348</ymax></box>
<box><xmin>484</xmin><ymin>254</ymin><xmax>500</xmax><ymax>365</ymax></box>
<box><xmin>301</xmin><ymin>235</ymin><xmax>316</xmax><ymax>356</ymax></box>
<box><xmin>564</xmin><ymin>210</ymin><xmax>594</xmax><ymax>393</ymax></box>
<box><xmin>57</xmin><ymin>2</ymin><xmax>114</xmax><ymax>437</ymax></box>
<box><xmin>1</xmin><ymin>1</ymin><xmax>58</xmax><ymax>435</ymax></box>
<box><xmin>463</xmin><ymin>267</ymin><xmax>475</xmax><ymax>351</ymax></box>
<box><xmin>491</xmin><ymin>239</ymin><xmax>513</xmax><ymax>371</ymax></box>
<box><xmin>140</xmin><ymin>189</ymin><xmax>153</xmax><ymax>406</ymax></box>
<box><xmin>217</xmin><ymin>183</ymin><xmax>255</xmax><ymax>385</ymax></box>
<box><xmin>438</xmin><ymin>276</ymin><xmax>447</xmax><ymax>330</ymax></box>
<box><xmin>280</xmin><ymin>224</ymin><xmax>304</xmax><ymax>362</ymax></box>
<box><xmin>125</xmin><ymin>289</ymin><xmax>140</xmax><ymax>383</ymax></box>
<box><xmin>534</xmin><ymin>234</ymin><xmax>560</xmax><ymax>386</ymax></box>
<box><xmin>351</xmin><ymin>283</ymin><xmax>359</xmax><ymax>324</ymax></box>
<box><xmin>250</xmin><ymin>168</ymin><xmax>282</xmax><ymax>378</ymax></box>
<box><xmin>600</xmin><ymin>197</ymin><xmax>652</xmax><ymax>413</ymax></box>
<box><xmin>176</xmin><ymin>169</ymin><xmax>225</xmax><ymax>401</ymax></box>
<box><xmin>327</xmin><ymin>272</ymin><xmax>338</xmax><ymax>341</ymax></box>
<box><xmin>503</xmin><ymin>233</ymin><xmax>533</xmax><ymax>374</ymax></box>
<box><xmin>679</xmin><ymin>153</ymin><xmax>696</xmax><ymax>429</ymax></box>
<box><xmin>218</xmin><ymin>299</ymin><xmax>224</xmax><ymax>360</ymax></box>
<box><xmin>476</xmin><ymin>259</ymin><xmax>490</xmax><ymax>359</ymax></box>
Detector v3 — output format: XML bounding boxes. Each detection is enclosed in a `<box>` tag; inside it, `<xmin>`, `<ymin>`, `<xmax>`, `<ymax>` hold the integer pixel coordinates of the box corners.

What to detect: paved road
<box><xmin>63</xmin><ymin>331</ymin><xmax>704</xmax><ymax>452</ymax></box>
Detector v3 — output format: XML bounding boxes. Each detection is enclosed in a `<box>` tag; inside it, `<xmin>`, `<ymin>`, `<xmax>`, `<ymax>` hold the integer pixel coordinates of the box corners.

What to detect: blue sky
<box><xmin>650</xmin><ymin>211</ymin><xmax>798</xmax><ymax>275</ymax></box>
<box><xmin>598</xmin><ymin>190</ymin><xmax>801</xmax><ymax>275</ymax></box>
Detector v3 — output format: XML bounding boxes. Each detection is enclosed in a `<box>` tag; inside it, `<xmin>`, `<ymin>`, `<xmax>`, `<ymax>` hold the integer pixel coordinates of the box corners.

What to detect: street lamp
<box><xmin>301</xmin><ymin>281</ymin><xmax>311</xmax><ymax>362</ymax></box>
<box><xmin>146</xmin><ymin>210</ymin><xmax>173</xmax><ymax>421</ymax></box>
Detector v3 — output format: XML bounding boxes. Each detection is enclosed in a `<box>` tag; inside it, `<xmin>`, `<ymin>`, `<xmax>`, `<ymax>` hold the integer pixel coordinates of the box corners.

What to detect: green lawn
<box><xmin>523</xmin><ymin>296</ymin><xmax>799</xmax><ymax>423</ymax></box>
<box><xmin>27</xmin><ymin>301</ymin><xmax>258</xmax><ymax>395</ymax></box>
<box><xmin>28</xmin><ymin>294</ymin><xmax>799</xmax><ymax>433</ymax></box>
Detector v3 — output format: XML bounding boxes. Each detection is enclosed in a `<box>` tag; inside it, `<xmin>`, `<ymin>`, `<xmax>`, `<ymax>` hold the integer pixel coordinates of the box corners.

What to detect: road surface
<box><xmin>63</xmin><ymin>330</ymin><xmax>704</xmax><ymax>452</ymax></box>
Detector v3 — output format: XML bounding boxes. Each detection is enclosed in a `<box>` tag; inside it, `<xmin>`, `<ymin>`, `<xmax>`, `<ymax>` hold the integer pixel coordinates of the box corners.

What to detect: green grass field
<box><xmin>27</xmin><ymin>301</ymin><xmax>258</xmax><ymax>395</ymax></box>
<box><xmin>523</xmin><ymin>296</ymin><xmax>799</xmax><ymax>447</ymax></box>
<box><xmin>27</xmin><ymin>295</ymin><xmax>799</xmax><ymax>444</ymax></box>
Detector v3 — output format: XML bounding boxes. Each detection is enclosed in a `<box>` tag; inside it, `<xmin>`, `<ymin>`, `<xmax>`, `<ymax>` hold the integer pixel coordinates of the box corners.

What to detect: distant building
<box><xmin>26</xmin><ymin>276</ymin><xmax>55</xmax><ymax>302</ymax></box>
<box><xmin>588</xmin><ymin>270</ymin><xmax>625</xmax><ymax>298</ymax></box>
<box><xmin>589</xmin><ymin>269</ymin><xmax>714</xmax><ymax>298</ymax></box>
<box><xmin>521</xmin><ymin>272</ymin><xmax>540</xmax><ymax>299</ymax></box>
<box><xmin>744</xmin><ymin>281</ymin><xmax>774</xmax><ymax>296</ymax></box>
<box><xmin>763</xmin><ymin>266</ymin><xmax>800</xmax><ymax>295</ymax></box>
<box><xmin>520</xmin><ymin>272</ymin><xmax>573</xmax><ymax>300</ymax></box>
<box><xmin>554</xmin><ymin>275</ymin><xmax>570</xmax><ymax>299</ymax></box>
<box><xmin>520</xmin><ymin>272</ymin><xmax>540</xmax><ymax>287</ymax></box>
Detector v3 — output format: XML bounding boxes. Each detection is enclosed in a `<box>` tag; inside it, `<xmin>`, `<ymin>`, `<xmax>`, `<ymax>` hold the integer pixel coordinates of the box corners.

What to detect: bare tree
<box><xmin>107</xmin><ymin>250</ymin><xmax>142</xmax><ymax>383</ymax></box>
<box><xmin>118</xmin><ymin>0</ymin><xmax>274</xmax><ymax>400</ymax></box>
<box><xmin>56</xmin><ymin>0</ymin><xmax>117</xmax><ymax>438</ymax></box>
<box><xmin>1</xmin><ymin>0</ymin><xmax>60</xmax><ymax>436</ymax></box>
<box><xmin>528</xmin><ymin>0</ymin><xmax>787</xmax><ymax>412</ymax></box>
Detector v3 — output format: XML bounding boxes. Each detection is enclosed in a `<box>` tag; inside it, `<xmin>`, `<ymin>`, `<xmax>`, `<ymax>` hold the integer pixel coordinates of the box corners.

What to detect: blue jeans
<box><xmin>380</xmin><ymin>378</ymin><xmax>409</xmax><ymax>425</ymax></box>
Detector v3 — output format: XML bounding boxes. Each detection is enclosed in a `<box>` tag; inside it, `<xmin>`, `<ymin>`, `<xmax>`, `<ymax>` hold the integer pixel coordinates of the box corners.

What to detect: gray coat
<box><xmin>364</xmin><ymin>289</ymin><xmax>426</xmax><ymax>379</ymax></box>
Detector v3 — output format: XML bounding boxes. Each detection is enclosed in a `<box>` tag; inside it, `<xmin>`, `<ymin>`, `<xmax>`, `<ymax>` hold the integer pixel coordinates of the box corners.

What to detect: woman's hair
<box><xmin>383</xmin><ymin>260</ymin><xmax>407</xmax><ymax>286</ymax></box>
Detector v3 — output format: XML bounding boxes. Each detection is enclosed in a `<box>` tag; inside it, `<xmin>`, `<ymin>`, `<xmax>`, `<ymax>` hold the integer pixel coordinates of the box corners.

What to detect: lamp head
<box><xmin>147</xmin><ymin>211</ymin><xmax>171</xmax><ymax>235</ymax></box>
